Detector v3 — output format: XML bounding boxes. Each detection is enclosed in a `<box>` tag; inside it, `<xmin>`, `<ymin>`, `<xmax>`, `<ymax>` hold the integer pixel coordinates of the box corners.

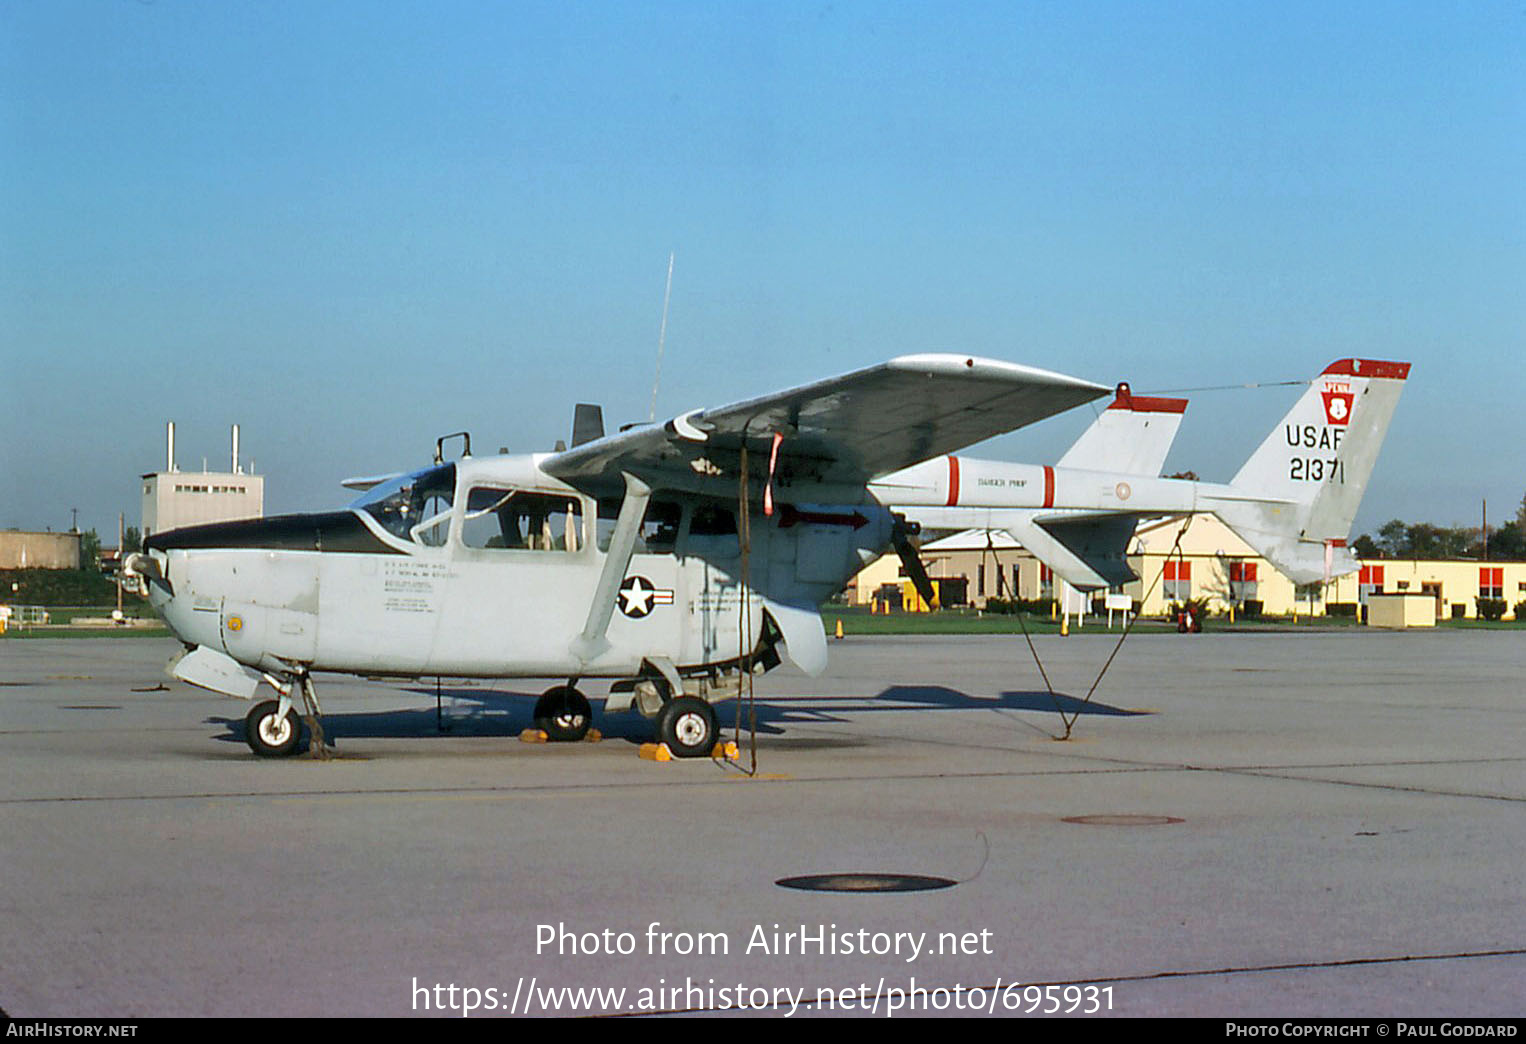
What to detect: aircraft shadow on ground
<box><xmin>205</xmin><ymin>683</ymin><xmax>1148</xmax><ymax>746</ymax></box>
<box><xmin>876</xmin><ymin>685</ymin><xmax>1145</xmax><ymax>717</ymax></box>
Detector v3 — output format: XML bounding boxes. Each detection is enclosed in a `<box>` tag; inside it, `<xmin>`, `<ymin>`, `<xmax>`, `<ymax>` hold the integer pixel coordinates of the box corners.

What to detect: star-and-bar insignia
<box><xmin>618</xmin><ymin>575</ymin><xmax>674</xmax><ymax>619</ymax></box>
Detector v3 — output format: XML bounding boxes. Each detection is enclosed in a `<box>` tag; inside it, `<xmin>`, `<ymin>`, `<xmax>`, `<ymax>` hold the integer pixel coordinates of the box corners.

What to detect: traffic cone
<box><xmin>835</xmin><ymin>618</ymin><xmax>844</xmax><ymax>640</ymax></box>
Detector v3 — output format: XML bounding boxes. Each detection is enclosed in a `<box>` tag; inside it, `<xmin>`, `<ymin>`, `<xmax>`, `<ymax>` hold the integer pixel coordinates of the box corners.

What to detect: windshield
<box><xmin>351</xmin><ymin>464</ymin><xmax>457</xmax><ymax>545</ymax></box>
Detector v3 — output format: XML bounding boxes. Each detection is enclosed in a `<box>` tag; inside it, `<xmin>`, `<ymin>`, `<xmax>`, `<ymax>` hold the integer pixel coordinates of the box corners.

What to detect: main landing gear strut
<box><xmin>654</xmin><ymin>695</ymin><xmax>717</xmax><ymax>759</ymax></box>
<box><xmin>616</xmin><ymin>667</ymin><xmax>721</xmax><ymax>758</ymax></box>
<box><xmin>537</xmin><ymin>674</ymin><xmax>720</xmax><ymax>758</ymax></box>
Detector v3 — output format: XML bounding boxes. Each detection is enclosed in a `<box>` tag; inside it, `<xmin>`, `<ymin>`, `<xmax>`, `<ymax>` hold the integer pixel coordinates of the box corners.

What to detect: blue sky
<box><xmin>3</xmin><ymin>1</ymin><xmax>1522</xmax><ymax>539</ymax></box>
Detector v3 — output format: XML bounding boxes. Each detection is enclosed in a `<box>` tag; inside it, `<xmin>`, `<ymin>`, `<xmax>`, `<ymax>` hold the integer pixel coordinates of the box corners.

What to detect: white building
<box><xmin>141</xmin><ymin>423</ymin><xmax>264</xmax><ymax>539</ymax></box>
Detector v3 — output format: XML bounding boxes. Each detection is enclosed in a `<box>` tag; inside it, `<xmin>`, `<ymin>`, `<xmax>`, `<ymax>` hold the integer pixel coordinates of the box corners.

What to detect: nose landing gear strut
<box><xmin>246</xmin><ymin>670</ymin><xmax>331</xmax><ymax>758</ymax></box>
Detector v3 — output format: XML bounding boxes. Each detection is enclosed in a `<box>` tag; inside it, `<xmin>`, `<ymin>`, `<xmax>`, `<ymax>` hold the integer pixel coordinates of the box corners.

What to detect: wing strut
<box><xmin>570</xmin><ymin>472</ymin><xmax>652</xmax><ymax>665</ymax></box>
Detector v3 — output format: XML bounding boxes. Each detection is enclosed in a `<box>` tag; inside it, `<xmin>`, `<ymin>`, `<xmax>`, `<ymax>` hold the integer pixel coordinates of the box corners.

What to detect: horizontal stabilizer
<box><xmin>1002</xmin><ymin>512</ymin><xmax>1142</xmax><ymax>591</ymax></box>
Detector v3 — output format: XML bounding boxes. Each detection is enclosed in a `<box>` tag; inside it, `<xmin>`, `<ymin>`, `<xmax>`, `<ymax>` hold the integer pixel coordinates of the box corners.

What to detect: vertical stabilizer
<box><xmin>1211</xmin><ymin>359</ymin><xmax>1410</xmax><ymax>583</ymax></box>
<box><xmin>1058</xmin><ymin>383</ymin><xmax>1188</xmax><ymax>476</ymax></box>
<box><xmin>571</xmin><ymin>404</ymin><xmax>605</xmax><ymax>448</ymax></box>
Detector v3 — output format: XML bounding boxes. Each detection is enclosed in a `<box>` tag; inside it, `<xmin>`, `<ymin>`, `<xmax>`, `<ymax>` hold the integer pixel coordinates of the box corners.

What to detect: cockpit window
<box><xmin>687</xmin><ymin>503</ymin><xmax>739</xmax><ymax>556</ymax></box>
<box><xmin>462</xmin><ymin>488</ymin><xmax>584</xmax><ymax>552</ymax></box>
<box><xmin>689</xmin><ymin>504</ymin><xmax>736</xmax><ymax>536</ymax></box>
<box><xmin>352</xmin><ymin>464</ymin><xmax>457</xmax><ymax>545</ymax></box>
<box><xmin>597</xmin><ymin>498</ymin><xmax>682</xmax><ymax>554</ymax></box>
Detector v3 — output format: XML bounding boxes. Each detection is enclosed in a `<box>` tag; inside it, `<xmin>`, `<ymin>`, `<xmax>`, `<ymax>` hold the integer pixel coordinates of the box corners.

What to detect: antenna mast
<box><xmin>648</xmin><ymin>251</ymin><xmax>675</xmax><ymax>422</ymax></box>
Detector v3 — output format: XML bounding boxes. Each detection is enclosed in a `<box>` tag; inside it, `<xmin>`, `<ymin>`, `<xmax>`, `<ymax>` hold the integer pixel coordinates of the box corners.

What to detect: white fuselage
<box><xmin>145</xmin><ymin>453</ymin><xmax>892</xmax><ymax>681</ymax></box>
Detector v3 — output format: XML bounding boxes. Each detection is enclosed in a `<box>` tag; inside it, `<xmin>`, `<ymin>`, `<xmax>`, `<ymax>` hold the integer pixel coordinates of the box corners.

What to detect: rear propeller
<box><xmin>890</xmin><ymin>515</ymin><xmax>938</xmax><ymax>610</ymax></box>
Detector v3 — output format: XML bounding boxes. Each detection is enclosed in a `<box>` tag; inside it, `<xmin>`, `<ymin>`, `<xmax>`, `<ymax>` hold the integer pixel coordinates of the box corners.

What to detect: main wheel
<box><xmin>534</xmin><ymin>685</ymin><xmax>592</xmax><ymax>742</ymax></box>
<box><xmin>245</xmin><ymin>700</ymin><xmax>302</xmax><ymax>757</ymax></box>
<box><xmin>656</xmin><ymin>696</ymin><xmax>717</xmax><ymax>759</ymax></box>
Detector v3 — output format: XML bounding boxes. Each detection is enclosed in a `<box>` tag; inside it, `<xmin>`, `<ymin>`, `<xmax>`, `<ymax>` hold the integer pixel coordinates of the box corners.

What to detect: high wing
<box><xmin>542</xmin><ymin>354</ymin><xmax>1109</xmax><ymax>496</ymax></box>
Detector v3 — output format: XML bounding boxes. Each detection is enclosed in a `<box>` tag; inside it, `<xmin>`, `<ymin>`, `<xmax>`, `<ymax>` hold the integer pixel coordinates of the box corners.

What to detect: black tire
<box><xmin>534</xmin><ymin>685</ymin><xmax>592</xmax><ymax>742</ymax></box>
<box><xmin>656</xmin><ymin>696</ymin><xmax>717</xmax><ymax>759</ymax></box>
<box><xmin>245</xmin><ymin>699</ymin><xmax>302</xmax><ymax>757</ymax></box>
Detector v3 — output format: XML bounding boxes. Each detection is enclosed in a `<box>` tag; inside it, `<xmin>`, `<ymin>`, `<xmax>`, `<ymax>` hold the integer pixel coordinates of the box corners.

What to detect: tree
<box><xmin>1490</xmin><ymin>520</ymin><xmax>1526</xmax><ymax>560</ymax></box>
<box><xmin>1355</xmin><ymin>516</ymin><xmax>1524</xmax><ymax>561</ymax></box>
<box><xmin>1352</xmin><ymin>533</ymin><xmax>1380</xmax><ymax>558</ymax></box>
<box><xmin>78</xmin><ymin>529</ymin><xmax>101</xmax><ymax>570</ymax></box>
<box><xmin>1403</xmin><ymin>523</ymin><xmax>1472</xmax><ymax>558</ymax></box>
<box><xmin>1376</xmin><ymin>519</ymin><xmax>1408</xmax><ymax>557</ymax></box>
<box><xmin>123</xmin><ymin>526</ymin><xmax>142</xmax><ymax>554</ymax></box>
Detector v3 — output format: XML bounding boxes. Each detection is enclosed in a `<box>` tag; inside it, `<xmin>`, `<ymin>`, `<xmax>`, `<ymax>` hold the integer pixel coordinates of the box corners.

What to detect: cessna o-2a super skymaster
<box><xmin>122</xmin><ymin>354</ymin><xmax>1407</xmax><ymax>759</ymax></box>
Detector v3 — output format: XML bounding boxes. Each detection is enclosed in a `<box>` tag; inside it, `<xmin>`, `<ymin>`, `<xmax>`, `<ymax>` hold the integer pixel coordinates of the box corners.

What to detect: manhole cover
<box><xmin>1062</xmin><ymin>814</ymin><xmax>1183</xmax><ymax>826</ymax></box>
<box><xmin>776</xmin><ymin>873</ymin><xmax>957</xmax><ymax>893</ymax></box>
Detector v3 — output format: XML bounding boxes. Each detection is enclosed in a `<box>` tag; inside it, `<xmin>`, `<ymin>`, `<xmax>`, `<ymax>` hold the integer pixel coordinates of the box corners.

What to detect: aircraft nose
<box><xmin>126</xmin><ymin>553</ymin><xmax>197</xmax><ymax>643</ymax></box>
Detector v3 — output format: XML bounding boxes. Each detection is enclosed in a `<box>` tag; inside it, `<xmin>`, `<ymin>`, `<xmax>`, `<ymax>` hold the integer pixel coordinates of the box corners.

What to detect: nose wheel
<box><xmin>534</xmin><ymin>684</ymin><xmax>593</xmax><ymax>742</ymax></box>
<box><xmin>245</xmin><ymin>699</ymin><xmax>302</xmax><ymax>757</ymax></box>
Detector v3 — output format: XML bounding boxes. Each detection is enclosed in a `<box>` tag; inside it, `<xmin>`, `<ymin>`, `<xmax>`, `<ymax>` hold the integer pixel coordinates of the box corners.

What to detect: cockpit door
<box><xmin>431</xmin><ymin>486</ymin><xmax>603</xmax><ymax>675</ymax></box>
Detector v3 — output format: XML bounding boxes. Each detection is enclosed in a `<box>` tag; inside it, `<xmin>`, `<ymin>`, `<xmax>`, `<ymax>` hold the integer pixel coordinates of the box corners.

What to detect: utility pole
<box><xmin>116</xmin><ymin>513</ymin><xmax>124</xmax><ymax>621</ymax></box>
